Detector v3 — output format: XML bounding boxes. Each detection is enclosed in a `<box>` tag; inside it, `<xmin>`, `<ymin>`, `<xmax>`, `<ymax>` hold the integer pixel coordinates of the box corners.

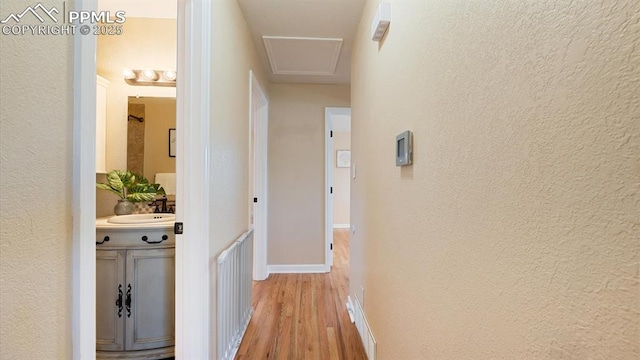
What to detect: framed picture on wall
<box><xmin>336</xmin><ymin>150</ymin><xmax>350</xmax><ymax>168</ymax></box>
<box><xmin>169</xmin><ymin>128</ymin><xmax>176</xmax><ymax>157</ymax></box>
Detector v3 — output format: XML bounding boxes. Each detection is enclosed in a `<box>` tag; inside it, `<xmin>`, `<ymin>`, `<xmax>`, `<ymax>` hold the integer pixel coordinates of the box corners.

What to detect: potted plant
<box><xmin>96</xmin><ymin>170</ymin><xmax>166</xmax><ymax>215</ymax></box>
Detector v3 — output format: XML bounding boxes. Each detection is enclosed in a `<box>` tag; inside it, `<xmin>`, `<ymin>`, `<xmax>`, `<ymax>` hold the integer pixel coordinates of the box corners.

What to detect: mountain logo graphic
<box><xmin>1</xmin><ymin>3</ymin><xmax>59</xmax><ymax>24</ymax></box>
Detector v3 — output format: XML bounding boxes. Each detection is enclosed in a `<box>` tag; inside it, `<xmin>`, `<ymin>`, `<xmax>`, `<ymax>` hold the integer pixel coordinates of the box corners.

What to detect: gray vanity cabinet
<box><xmin>96</xmin><ymin>228</ymin><xmax>175</xmax><ymax>360</ymax></box>
<box><xmin>96</xmin><ymin>249</ymin><xmax>125</xmax><ymax>351</ymax></box>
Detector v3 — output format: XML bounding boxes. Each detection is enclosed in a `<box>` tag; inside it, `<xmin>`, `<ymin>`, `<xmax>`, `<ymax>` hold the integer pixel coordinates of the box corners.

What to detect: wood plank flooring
<box><xmin>235</xmin><ymin>229</ymin><xmax>367</xmax><ymax>360</ymax></box>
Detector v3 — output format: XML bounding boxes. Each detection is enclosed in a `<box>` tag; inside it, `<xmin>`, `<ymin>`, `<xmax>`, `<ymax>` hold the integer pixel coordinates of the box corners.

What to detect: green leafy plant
<box><xmin>96</xmin><ymin>170</ymin><xmax>165</xmax><ymax>202</ymax></box>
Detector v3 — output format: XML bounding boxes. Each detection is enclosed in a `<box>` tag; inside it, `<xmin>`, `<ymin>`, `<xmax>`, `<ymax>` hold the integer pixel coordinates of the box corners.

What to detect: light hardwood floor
<box><xmin>235</xmin><ymin>229</ymin><xmax>367</xmax><ymax>360</ymax></box>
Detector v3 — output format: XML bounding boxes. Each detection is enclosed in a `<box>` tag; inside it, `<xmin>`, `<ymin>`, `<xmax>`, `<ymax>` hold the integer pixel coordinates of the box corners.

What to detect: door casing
<box><xmin>324</xmin><ymin>107</ymin><xmax>352</xmax><ymax>270</ymax></box>
<box><xmin>249</xmin><ymin>70</ymin><xmax>269</xmax><ymax>281</ymax></box>
<box><xmin>72</xmin><ymin>1</ymin><xmax>212</xmax><ymax>358</ymax></box>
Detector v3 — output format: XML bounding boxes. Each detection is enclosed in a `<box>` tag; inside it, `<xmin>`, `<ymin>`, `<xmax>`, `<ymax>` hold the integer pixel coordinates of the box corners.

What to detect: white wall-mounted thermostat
<box><xmin>396</xmin><ymin>130</ymin><xmax>413</xmax><ymax>166</ymax></box>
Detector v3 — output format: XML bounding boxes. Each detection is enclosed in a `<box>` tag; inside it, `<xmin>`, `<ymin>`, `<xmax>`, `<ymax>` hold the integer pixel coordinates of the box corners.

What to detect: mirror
<box><xmin>95</xmin><ymin>14</ymin><xmax>177</xmax><ymax>217</ymax></box>
<box><xmin>126</xmin><ymin>96</ymin><xmax>176</xmax><ymax>182</ymax></box>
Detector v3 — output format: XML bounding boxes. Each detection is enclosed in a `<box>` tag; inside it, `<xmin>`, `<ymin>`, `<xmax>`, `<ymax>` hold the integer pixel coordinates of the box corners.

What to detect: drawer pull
<box><xmin>125</xmin><ymin>284</ymin><xmax>132</xmax><ymax>318</ymax></box>
<box><xmin>141</xmin><ymin>235</ymin><xmax>169</xmax><ymax>244</ymax></box>
<box><xmin>116</xmin><ymin>284</ymin><xmax>123</xmax><ymax>318</ymax></box>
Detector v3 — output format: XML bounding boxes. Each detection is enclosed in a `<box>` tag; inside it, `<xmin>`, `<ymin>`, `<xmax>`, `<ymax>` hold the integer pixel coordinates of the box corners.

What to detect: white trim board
<box><xmin>268</xmin><ymin>264</ymin><xmax>329</xmax><ymax>274</ymax></box>
<box><xmin>72</xmin><ymin>1</ymin><xmax>97</xmax><ymax>357</ymax></box>
<box><xmin>333</xmin><ymin>223</ymin><xmax>350</xmax><ymax>229</ymax></box>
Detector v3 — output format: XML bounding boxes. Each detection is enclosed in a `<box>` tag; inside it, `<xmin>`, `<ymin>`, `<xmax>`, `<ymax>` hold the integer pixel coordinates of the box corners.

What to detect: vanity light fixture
<box><xmin>123</xmin><ymin>68</ymin><xmax>177</xmax><ymax>87</ymax></box>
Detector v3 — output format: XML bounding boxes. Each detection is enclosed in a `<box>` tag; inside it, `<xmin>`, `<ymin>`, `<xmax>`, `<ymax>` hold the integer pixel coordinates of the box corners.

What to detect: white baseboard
<box><xmin>353</xmin><ymin>297</ymin><xmax>376</xmax><ymax>360</ymax></box>
<box><xmin>333</xmin><ymin>223</ymin><xmax>350</xmax><ymax>229</ymax></box>
<box><xmin>267</xmin><ymin>264</ymin><xmax>328</xmax><ymax>274</ymax></box>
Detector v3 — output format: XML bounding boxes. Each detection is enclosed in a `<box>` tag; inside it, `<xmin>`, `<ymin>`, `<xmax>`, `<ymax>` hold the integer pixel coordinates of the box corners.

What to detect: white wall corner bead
<box><xmin>371</xmin><ymin>2</ymin><xmax>391</xmax><ymax>41</ymax></box>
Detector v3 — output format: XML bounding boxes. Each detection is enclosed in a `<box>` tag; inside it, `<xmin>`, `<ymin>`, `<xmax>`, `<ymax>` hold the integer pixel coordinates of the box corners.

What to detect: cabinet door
<box><xmin>125</xmin><ymin>248</ymin><xmax>175</xmax><ymax>350</ymax></box>
<box><xmin>96</xmin><ymin>249</ymin><xmax>125</xmax><ymax>351</ymax></box>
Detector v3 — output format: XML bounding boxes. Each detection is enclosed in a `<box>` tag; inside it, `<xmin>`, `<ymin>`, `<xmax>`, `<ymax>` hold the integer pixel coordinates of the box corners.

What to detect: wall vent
<box><xmin>349</xmin><ymin>296</ymin><xmax>377</xmax><ymax>359</ymax></box>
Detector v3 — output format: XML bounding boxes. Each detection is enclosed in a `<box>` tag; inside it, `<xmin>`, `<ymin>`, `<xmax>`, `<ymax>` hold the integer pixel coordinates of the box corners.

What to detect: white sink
<box><xmin>107</xmin><ymin>213</ymin><xmax>176</xmax><ymax>224</ymax></box>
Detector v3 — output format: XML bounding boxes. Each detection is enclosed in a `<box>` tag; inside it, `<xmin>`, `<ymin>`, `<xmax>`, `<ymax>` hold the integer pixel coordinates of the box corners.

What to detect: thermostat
<box><xmin>396</xmin><ymin>130</ymin><xmax>412</xmax><ymax>166</ymax></box>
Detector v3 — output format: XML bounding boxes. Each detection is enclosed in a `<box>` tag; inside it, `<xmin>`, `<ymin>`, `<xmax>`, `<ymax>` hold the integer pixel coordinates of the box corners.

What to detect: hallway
<box><xmin>236</xmin><ymin>230</ymin><xmax>366</xmax><ymax>359</ymax></box>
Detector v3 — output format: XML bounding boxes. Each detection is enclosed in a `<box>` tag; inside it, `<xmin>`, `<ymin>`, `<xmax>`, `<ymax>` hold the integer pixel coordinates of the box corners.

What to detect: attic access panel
<box><xmin>262</xmin><ymin>36</ymin><xmax>343</xmax><ymax>76</ymax></box>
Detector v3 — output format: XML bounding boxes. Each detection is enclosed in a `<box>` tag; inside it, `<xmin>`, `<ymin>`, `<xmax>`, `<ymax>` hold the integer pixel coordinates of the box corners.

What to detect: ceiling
<box><xmin>238</xmin><ymin>0</ymin><xmax>365</xmax><ymax>84</ymax></box>
<box><xmin>99</xmin><ymin>0</ymin><xmax>365</xmax><ymax>84</ymax></box>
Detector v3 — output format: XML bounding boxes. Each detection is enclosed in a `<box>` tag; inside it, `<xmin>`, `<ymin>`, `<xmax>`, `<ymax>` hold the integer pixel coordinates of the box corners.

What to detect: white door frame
<box><xmin>72</xmin><ymin>1</ymin><xmax>211</xmax><ymax>359</ymax></box>
<box><xmin>72</xmin><ymin>1</ymin><xmax>98</xmax><ymax>357</ymax></box>
<box><xmin>324</xmin><ymin>107</ymin><xmax>351</xmax><ymax>270</ymax></box>
<box><xmin>174</xmin><ymin>0</ymin><xmax>211</xmax><ymax>358</ymax></box>
<box><xmin>249</xmin><ymin>71</ymin><xmax>269</xmax><ymax>281</ymax></box>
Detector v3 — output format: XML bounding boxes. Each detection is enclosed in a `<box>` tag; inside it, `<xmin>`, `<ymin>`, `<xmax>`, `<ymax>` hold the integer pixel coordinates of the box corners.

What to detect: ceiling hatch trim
<box><xmin>262</xmin><ymin>36</ymin><xmax>343</xmax><ymax>76</ymax></box>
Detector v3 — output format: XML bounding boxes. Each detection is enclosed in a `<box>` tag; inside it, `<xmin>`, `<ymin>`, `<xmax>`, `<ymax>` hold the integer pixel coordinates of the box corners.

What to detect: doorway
<box><xmin>324</xmin><ymin>107</ymin><xmax>351</xmax><ymax>269</ymax></box>
<box><xmin>72</xmin><ymin>0</ymin><xmax>212</xmax><ymax>359</ymax></box>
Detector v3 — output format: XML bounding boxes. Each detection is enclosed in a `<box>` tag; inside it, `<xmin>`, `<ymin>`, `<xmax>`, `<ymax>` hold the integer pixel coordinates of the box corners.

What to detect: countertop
<box><xmin>96</xmin><ymin>216</ymin><xmax>174</xmax><ymax>231</ymax></box>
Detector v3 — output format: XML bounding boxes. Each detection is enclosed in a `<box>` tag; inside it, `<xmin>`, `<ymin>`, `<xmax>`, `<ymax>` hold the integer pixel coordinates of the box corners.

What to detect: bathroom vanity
<box><xmin>96</xmin><ymin>216</ymin><xmax>175</xmax><ymax>360</ymax></box>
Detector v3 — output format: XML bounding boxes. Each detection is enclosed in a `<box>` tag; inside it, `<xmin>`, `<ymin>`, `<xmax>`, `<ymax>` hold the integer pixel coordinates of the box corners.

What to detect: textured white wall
<box><xmin>350</xmin><ymin>0</ymin><xmax>640</xmax><ymax>358</ymax></box>
<box><xmin>0</xmin><ymin>0</ymin><xmax>73</xmax><ymax>358</ymax></box>
<box><xmin>267</xmin><ymin>83</ymin><xmax>350</xmax><ymax>265</ymax></box>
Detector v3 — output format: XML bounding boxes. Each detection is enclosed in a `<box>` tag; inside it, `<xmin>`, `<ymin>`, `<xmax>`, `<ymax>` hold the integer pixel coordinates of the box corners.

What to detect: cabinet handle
<box><xmin>96</xmin><ymin>236</ymin><xmax>110</xmax><ymax>245</ymax></box>
<box><xmin>141</xmin><ymin>235</ymin><xmax>169</xmax><ymax>244</ymax></box>
<box><xmin>115</xmin><ymin>284</ymin><xmax>123</xmax><ymax>318</ymax></box>
<box><xmin>125</xmin><ymin>284</ymin><xmax>132</xmax><ymax>318</ymax></box>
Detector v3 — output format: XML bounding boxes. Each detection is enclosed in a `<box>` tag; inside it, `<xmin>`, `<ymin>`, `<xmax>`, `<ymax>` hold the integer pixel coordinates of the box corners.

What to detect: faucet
<box><xmin>151</xmin><ymin>196</ymin><xmax>169</xmax><ymax>213</ymax></box>
<box><xmin>160</xmin><ymin>197</ymin><xmax>168</xmax><ymax>213</ymax></box>
<box><xmin>149</xmin><ymin>196</ymin><xmax>176</xmax><ymax>214</ymax></box>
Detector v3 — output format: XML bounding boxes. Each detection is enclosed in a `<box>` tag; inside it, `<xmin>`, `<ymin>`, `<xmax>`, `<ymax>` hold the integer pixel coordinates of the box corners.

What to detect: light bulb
<box><xmin>123</xmin><ymin>68</ymin><xmax>136</xmax><ymax>80</ymax></box>
<box><xmin>140</xmin><ymin>69</ymin><xmax>157</xmax><ymax>81</ymax></box>
<box><xmin>163</xmin><ymin>70</ymin><xmax>177</xmax><ymax>81</ymax></box>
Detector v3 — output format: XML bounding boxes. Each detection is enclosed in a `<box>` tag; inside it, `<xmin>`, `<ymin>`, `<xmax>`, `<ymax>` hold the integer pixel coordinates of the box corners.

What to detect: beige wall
<box><xmin>350</xmin><ymin>1</ymin><xmax>640</xmax><ymax>359</ymax></box>
<box><xmin>207</xmin><ymin>0</ymin><xmax>268</xmax><ymax>356</ymax></box>
<box><xmin>96</xmin><ymin>18</ymin><xmax>176</xmax><ymax>216</ymax></box>
<box><xmin>333</xmin><ymin>131</ymin><xmax>351</xmax><ymax>225</ymax></box>
<box><xmin>0</xmin><ymin>0</ymin><xmax>73</xmax><ymax>358</ymax></box>
<box><xmin>128</xmin><ymin>97</ymin><xmax>176</xmax><ymax>181</ymax></box>
<box><xmin>208</xmin><ymin>0</ymin><xmax>267</xmax><ymax>256</ymax></box>
<box><xmin>267</xmin><ymin>84</ymin><xmax>350</xmax><ymax>265</ymax></box>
